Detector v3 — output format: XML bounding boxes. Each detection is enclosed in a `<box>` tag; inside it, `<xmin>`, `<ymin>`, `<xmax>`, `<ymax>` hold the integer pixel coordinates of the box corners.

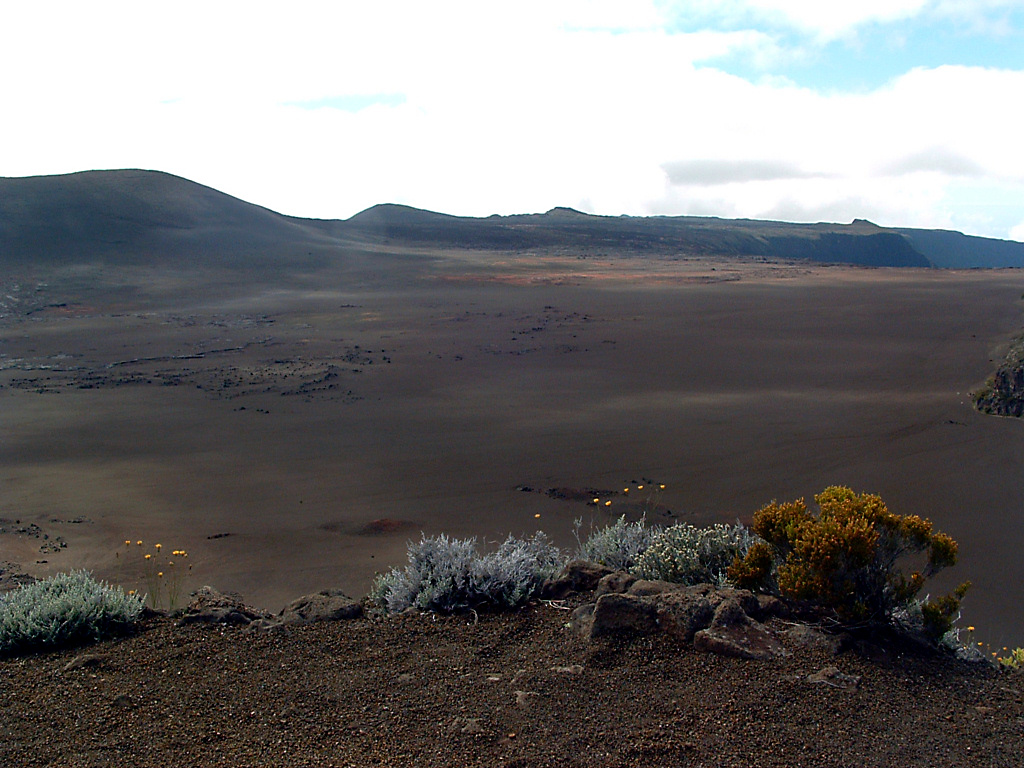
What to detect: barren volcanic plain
<box><xmin>3</xmin><ymin>172</ymin><xmax>1024</xmax><ymax>648</ymax></box>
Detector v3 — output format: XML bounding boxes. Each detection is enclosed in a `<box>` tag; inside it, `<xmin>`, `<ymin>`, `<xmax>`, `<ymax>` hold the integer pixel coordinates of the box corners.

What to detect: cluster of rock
<box><xmin>0</xmin><ymin>561</ymin><xmax>37</xmax><ymax>593</ymax></box>
<box><xmin>974</xmin><ymin>335</ymin><xmax>1024</xmax><ymax>417</ymax></box>
<box><xmin>544</xmin><ymin>561</ymin><xmax>844</xmax><ymax>661</ymax></box>
<box><xmin>175</xmin><ymin>586</ymin><xmax>363</xmax><ymax>631</ymax></box>
<box><xmin>172</xmin><ymin>561</ymin><xmax>851</xmax><ymax>666</ymax></box>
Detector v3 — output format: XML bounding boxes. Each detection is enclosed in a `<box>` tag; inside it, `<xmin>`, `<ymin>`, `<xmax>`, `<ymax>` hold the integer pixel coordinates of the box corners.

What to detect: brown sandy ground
<box><xmin>2</xmin><ymin>595</ymin><xmax>1023</xmax><ymax>768</ymax></box>
<box><xmin>2</xmin><ymin>256</ymin><xmax>1024</xmax><ymax>645</ymax></box>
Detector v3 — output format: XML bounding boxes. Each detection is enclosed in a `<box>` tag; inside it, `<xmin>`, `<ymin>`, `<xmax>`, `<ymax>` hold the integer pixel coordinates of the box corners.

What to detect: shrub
<box><xmin>575</xmin><ymin>515</ymin><xmax>658</xmax><ymax>571</ymax></box>
<box><xmin>631</xmin><ymin>522</ymin><xmax>756</xmax><ymax>585</ymax></box>
<box><xmin>475</xmin><ymin>532</ymin><xmax>564</xmax><ymax>607</ymax></box>
<box><xmin>999</xmin><ymin>647</ymin><xmax>1024</xmax><ymax>669</ymax></box>
<box><xmin>0</xmin><ymin>570</ymin><xmax>144</xmax><ymax>657</ymax></box>
<box><xmin>370</xmin><ymin>532</ymin><xmax>562</xmax><ymax>614</ymax></box>
<box><xmin>728</xmin><ymin>486</ymin><xmax>966</xmax><ymax>636</ymax></box>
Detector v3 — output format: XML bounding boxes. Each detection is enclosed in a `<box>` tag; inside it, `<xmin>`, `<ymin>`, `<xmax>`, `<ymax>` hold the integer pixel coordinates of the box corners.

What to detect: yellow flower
<box><xmin>534</xmin><ymin>514</ymin><xmax>541</xmax><ymax>519</ymax></box>
<box><xmin>659</xmin><ymin>484</ymin><xmax>666</xmax><ymax>490</ymax></box>
<box><xmin>124</xmin><ymin>540</ymin><xmax>131</xmax><ymax>547</ymax></box>
<box><xmin>592</xmin><ymin>498</ymin><xmax>600</xmax><ymax>504</ymax></box>
<box><xmin>136</xmin><ymin>540</ymin><xmax>143</xmax><ymax>546</ymax></box>
<box><xmin>637</xmin><ymin>485</ymin><xmax>644</xmax><ymax>490</ymax></box>
<box><xmin>155</xmin><ymin>543</ymin><xmax>162</xmax><ymax>550</ymax></box>
<box><xmin>604</xmin><ymin>501</ymin><xmax>612</xmax><ymax>507</ymax></box>
<box><xmin>144</xmin><ymin>554</ymin><xmax>152</xmax><ymax>560</ymax></box>
<box><xmin>967</xmin><ymin>626</ymin><xmax>975</xmax><ymax>632</ymax></box>
<box><xmin>158</xmin><ymin>572</ymin><xmax>164</xmax><ymax>578</ymax></box>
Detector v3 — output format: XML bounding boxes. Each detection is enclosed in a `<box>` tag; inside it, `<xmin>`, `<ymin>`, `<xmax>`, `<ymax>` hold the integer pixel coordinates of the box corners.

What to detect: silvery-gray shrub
<box><xmin>473</xmin><ymin>531</ymin><xmax>563</xmax><ymax>608</ymax></box>
<box><xmin>370</xmin><ymin>532</ymin><xmax>563</xmax><ymax>614</ymax></box>
<box><xmin>576</xmin><ymin>515</ymin><xmax>658</xmax><ymax>571</ymax></box>
<box><xmin>631</xmin><ymin>523</ymin><xmax>757</xmax><ymax>586</ymax></box>
<box><xmin>0</xmin><ymin>570</ymin><xmax>144</xmax><ymax>657</ymax></box>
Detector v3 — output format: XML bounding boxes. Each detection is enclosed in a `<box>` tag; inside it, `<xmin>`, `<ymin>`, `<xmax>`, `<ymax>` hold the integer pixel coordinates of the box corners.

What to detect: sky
<box><xmin>2</xmin><ymin>0</ymin><xmax>1024</xmax><ymax>240</ymax></box>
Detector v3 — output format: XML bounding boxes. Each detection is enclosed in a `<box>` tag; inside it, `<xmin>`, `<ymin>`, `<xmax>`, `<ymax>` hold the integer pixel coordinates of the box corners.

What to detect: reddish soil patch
<box><xmin>357</xmin><ymin>517</ymin><xmax>416</xmax><ymax>536</ymax></box>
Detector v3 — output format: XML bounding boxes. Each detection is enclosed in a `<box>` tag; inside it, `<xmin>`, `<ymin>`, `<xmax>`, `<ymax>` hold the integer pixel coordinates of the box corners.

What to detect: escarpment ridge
<box><xmin>4</xmin><ymin>169</ymin><xmax>1024</xmax><ymax>267</ymax></box>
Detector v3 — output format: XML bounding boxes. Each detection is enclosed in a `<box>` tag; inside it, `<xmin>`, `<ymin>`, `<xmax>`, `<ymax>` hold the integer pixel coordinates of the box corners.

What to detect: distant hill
<box><xmin>342</xmin><ymin>205</ymin><xmax>934</xmax><ymax>267</ymax></box>
<box><xmin>3</xmin><ymin>169</ymin><xmax>1023</xmax><ymax>269</ymax></box>
<box><xmin>0</xmin><ymin>169</ymin><xmax>335</xmax><ymax>268</ymax></box>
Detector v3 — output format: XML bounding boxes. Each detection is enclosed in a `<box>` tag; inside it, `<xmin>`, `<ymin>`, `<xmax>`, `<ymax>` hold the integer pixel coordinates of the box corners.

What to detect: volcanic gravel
<box><xmin>3</xmin><ymin>598</ymin><xmax>1023</xmax><ymax>768</ymax></box>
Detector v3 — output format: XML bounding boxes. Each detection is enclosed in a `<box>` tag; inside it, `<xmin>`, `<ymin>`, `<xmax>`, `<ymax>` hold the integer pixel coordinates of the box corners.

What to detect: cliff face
<box><xmin>974</xmin><ymin>336</ymin><xmax>1024</xmax><ymax>417</ymax></box>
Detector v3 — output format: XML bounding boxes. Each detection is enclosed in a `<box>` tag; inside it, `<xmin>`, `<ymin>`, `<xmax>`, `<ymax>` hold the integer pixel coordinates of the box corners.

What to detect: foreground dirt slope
<box><xmin>2</xmin><ymin>603</ymin><xmax>1021</xmax><ymax>768</ymax></box>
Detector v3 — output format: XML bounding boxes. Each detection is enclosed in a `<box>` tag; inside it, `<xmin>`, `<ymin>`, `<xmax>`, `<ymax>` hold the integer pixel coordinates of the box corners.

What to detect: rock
<box><xmin>691</xmin><ymin>593</ymin><xmax>787</xmax><ymax>660</ymax></box>
<box><xmin>63</xmin><ymin>654</ymin><xmax>104</xmax><ymax>672</ymax></box>
<box><xmin>177</xmin><ymin>586</ymin><xmax>271</xmax><ymax>627</ymax></box>
<box><xmin>278</xmin><ymin>590</ymin><xmax>363</xmax><ymax>624</ymax></box>
<box><xmin>540</xmin><ymin>560</ymin><xmax>614</xmax><ymax>599</ymax></box>
<box><xmin>588</xmin><ymin>593</ymin><xmax>658</xmax><ymax>638</ymax></box>
<box><xmin>594</xmin><ymin>571</ymin><xmax>638</xmax><ymax>597</ymax></box>
<box><xmin>551</xmin><ymin>664</ymin><xmax>584</xmax><ymax>675</ymax></box>
<box><xmin>571</xmin><ymin>602</ymin><xmax>597</xmax><ymax>636</ymax></box>
<box><xmin>653</xmin><ymin>589</ymin><xmax>717</xmax><ymax>642</ymax></box>
<box><xmin>244</xmin><ymin>618</ymin><xmax>287</xmax><ymax>634</ymax></box>
<box><xmin>806</xmin><ymin>666</ymin><xmax>861</xmax><ymax>691</ymax></box>
<box><xmin>0</xmin><ymin>561</ymin><xmax>37</xmax><ymax>593</ymax></box>
<box><xmin>574</xmin><ymin>577</ymin><xmax>792</xmax><ymax>660</ymax></box>
<box><xmin>754</xmin><ymin>594</ymin><xmax>790</xmax><ymax>620</ymax></box>
<box><xmin>515</xmin><ymin>690</ymin><xmax>540</xmax><ymax>708</ymax></box>
<box><xmin>453</xmin><ymin>717</ymin><xmax>484</xmax><ymax>735</ymax></box>
<box><xmin>693</xmin><ymin>622</ymin><xmax>787</xmax><ymax>660</ymax></box>
<box><xmin>625</xmin><ymin>579</ymin><xmax>678</xmax><ymax>597</ymax></box>
<box><xmin>782</xmin><ymin>624</ymin><xmax>848</xmax><ymax>655</ymax></box>
<box><xmin>711</xmin><ymin>597</ymin><xmax>751</xmax><ymax>628</ymax></box>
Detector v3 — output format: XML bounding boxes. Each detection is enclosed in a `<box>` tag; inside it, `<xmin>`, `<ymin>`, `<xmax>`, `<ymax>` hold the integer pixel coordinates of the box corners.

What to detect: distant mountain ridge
<box><xmin>3</xmin><ymin>169</ymin><xmax>1023</xmax><ymax>269</ymax></box>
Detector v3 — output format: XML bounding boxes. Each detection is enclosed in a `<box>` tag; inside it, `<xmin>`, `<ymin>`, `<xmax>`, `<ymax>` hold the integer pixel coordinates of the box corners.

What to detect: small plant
<box><xmin>998</xmin><ymin>647</ymin><xmax>1024</xmax><ymax>669</ymax></box>
<box><xmin>919</xmin><ymin>581</ymin><xmax>971</xmax><ymax>640</ymax></box>
<box><xmin>370</xmin><ymin>532</ymin><xmax>562</xmax><ymax>614</ymax></box>
<box><xmin>728</xmin><ymin>486</ymin><xmax>966</xmax><ymax>638</ymax></box>
<box><xmin>0</xmin><ymin>570</ymin><xmax>144</xmax><ymax>657</ymax></box>
<box><xmin>632</xmin><ymin>522</ymin><xmax>756</xmax><ymax>585</ymax></box>
<box><xmin>115</xmin><ymin>540</ymin><xmax>191</xmax><ymax>611</ymax></box>
<box><xmin>619</xmin><ymin>481</ymin><xmax>668</xmax><ymax>516</ymax></box>
<box><xmin>575</xmin><ymin>515</ymin><xmax>658</xmax><ymax>571</ymax></box>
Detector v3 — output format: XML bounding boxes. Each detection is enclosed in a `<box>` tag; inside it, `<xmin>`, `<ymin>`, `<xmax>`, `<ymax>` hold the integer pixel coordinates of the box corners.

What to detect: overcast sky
<box><xmin>3</xmin><ymin>1</ymin><xmax>1023</xmax><ymax>239</ymax></box>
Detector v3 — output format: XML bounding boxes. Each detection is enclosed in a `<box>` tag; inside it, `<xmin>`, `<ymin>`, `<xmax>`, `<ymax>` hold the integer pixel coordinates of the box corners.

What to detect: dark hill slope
<box><xmin>0</xmin><ymin>169</ymin><xmax>336</xmax><ymax>267</ymax></box>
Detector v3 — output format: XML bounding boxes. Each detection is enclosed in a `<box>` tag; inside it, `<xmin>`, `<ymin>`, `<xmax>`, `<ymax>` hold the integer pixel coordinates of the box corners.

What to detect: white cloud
<box><xmin>663</xmin><ymin>159</ymin><xmax>832</xmax><ymax>186</ymax></box>
<box><xmin>732</xmin><ymin>0</ymin><xmax>930</xmax><ymax>39</ymax></box>
<box><xmin>881</xmin><ymin>148</ymin><xmax>987</xmax><ymax>178</ymax></box>
<box><xmin>665</xmin><ymin>0</ymin><xmax>1020</xmax><ymax>41</ymax></box>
